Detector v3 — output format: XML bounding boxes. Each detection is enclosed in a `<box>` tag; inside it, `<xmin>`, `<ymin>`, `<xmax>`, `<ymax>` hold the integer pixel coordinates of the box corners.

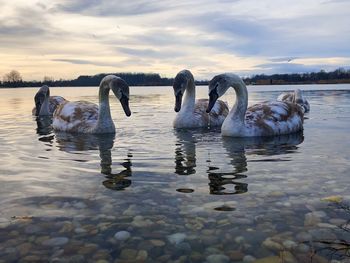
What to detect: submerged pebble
<box><xmin>206</xmin><ymin>254</ymin><xmax>230</xmax><ymax>263</ymax></box>
<box><xmin>42</xmin><ymin>237</ymin><xmax>69</xmax><ymax>246</ymax></box>
<box><xmin>167</xmin><ymin>233</ymin><xmax>186</xmax><ymax>245</ymax></box>
<box><xmin>114</xmin><ymin>231</ymin><xmax>131</xmax><ymax>241</ymax></box>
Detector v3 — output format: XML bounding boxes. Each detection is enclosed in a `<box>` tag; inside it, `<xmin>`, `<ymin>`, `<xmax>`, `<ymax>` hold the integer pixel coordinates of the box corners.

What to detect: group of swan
<box><xmin>33</xmin><ymin>71</ymin><xmax>309</xmax><ymax>137</ymax></box>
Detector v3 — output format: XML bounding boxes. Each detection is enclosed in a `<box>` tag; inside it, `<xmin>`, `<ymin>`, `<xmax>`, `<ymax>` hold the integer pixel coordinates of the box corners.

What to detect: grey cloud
<box><xmin>189</xmin><ymin>12</ymin><xmax>350</xmax><ymax>58</ymax></box>
<box><xmin>322</xmin><ymin>0</ymin><xmax>349</xmax><ymax>4</ymax></box>
<box><xmin>52</xmin><ymin>58</ymin><xmax>123</xmax><ymax>67</ymax></box>
<box><xmin>54</xmin><ymin>0</ymin><xmax>175</xmax><ymax>16</ymax></box>
<box><xmin>117</xmin><ymin>47</ymin><xmax>186</xmax><ymax>58</ymax></box>
<box><xmin>0</xmin><ymin>7</ymin><xmax>49</xmax><ymax>37</ymax></box>
<box><xmin>269</xmin><ymin>57</ymin><xmax>299</xmax><ymax>63</ymax></box>
<box><xmin>36</xmin><ymin>2</ymin><xmax>47</xmax><ymax>10</ymax></box>
<box><xmin>253</xmin><ymin>62</ymin><xmax>348</xmax><ymax>75</ymax></box>
<box><xmin>52</xmin><ymin>59</ymin><xmax>93</xmax><ymax>65</ymax></box>
<box><xmin>51</xmin><ymin>1</ymin><xmax>350</xmax><ymax>60</ymax></box>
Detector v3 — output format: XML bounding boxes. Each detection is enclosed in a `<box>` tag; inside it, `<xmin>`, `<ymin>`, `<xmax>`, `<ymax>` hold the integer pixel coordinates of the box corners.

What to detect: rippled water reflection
<box><xmin>0</xmin><ymin>84</ymin><xmax>350</xmax><ymax>262</ymax></box>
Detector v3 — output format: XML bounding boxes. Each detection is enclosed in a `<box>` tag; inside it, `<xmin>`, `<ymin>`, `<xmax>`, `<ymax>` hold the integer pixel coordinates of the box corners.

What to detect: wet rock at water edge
<box><xmin>296</xmin><ymin>243</ymin><xmax>310</xmax><ymax>253</ymax></box>
<box><xmin>150</xmin><ymin>239</ymin><xmax>165</xmax><ymax>247</ymax></box>
<box><xmin>114</xmin><ymin>230</ymin><xmax>131</xmax><ymax>241</ymax></box>
<box><xmin>132</xmin><ymin>215</ymin><xmax>154</xmax><ymax>227</ymax></box>
<box><xmin>308</xmin><ymin>228</ymin><xmax>337</xmax><ymax>240</ymax></box>
<box><xmin>282</xmin><ymin>240</ymin><xmax>298</xmax><ymax>250</ymax></box>
<box><xmin>227</xmin><ymin>250</ymin><xmax>244</xmax><ymax>261</ymax></box>
<box><xmin>120</xmin><ymin>248</ymin><xmax>138</xmax><ymax>260</ymax></box>
<box><xmin>262</xmin><ymin>237</ymin><xmax>283</xmax><ymax>252</ymax></box>
<box><xmin>304</xmin><ymin>212</ymin><xmax>323</xmax><ymax>226</ymax></box>
<box><xmin>42</xmin><ymin>237</ymin><xmax>69</xmax><ymax>246</ymax></box>
<box><xmin>206</xmin><ymin>254</ymin><xmax>230</xmax><ymax>263</ymax></box>
<box><xmin>234</xmin><ymin>236</ymin><xmax>245</xmax><ymax>244</ymax></box>
<box><xmin>0</xmin><ymin>218</ymin><xmax>10</xmax><ymax>228</ymax></box>
<box><xmin>74</xmin><ymin>227</ymin><xmax>87</xmax><ymax>234</ymax></box>
<box><xmin>21</xmin><ymin>255</ymin><xmax>42</xmax><ymax>262</ymax></box>
<box><xmin>17</xmin><ymin>242</ymin><xmax>32</xmax><ymax>256</ymax></box>
<box><xmin>24</xmin><ymin>224</ymin><xmax>41</xmax><ymax>234</ymax></box>
<box><xmin>253</xmin><ymin>256</ymin><xmax>281</xmax><ymax>263</ymax></box>
<box><xmin>243</xmin><ymin>255</ymin><xmax>256</xmax><ymax>262</ymax></box>
<box><xmin>73</xmin><ymin>201</ymin><xmax>87</xmax><ymax>209</ymax></box>
<box><xmin>175</xmin><ymin>242</ymin><xmax>192</xmax><ymax>255</ymax></box>
<box><xmin>167</xmin><ymin>233</ymin><xmax>186</xmax><ymax>245</ymax></box>
<box><xmin>136</xmin><ymin>250</ymin><xmax>148</xmax><ymax>261</ymax></box>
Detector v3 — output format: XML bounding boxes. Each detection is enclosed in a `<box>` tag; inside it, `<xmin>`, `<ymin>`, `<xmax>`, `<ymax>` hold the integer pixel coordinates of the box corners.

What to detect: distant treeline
<box><xmin>1</xmin><ymin>68</ymin><xmax>350</xmax><ymax>88</ymax></box>
<box><xmin>0</xmin><ymin>73</ymin><xmax>175</xmax><ymax>88</ymax></box>
<box><xmin>244</xmin><ymin>68</ymin><xmax>350</xmax><ymax>85</ymax></box>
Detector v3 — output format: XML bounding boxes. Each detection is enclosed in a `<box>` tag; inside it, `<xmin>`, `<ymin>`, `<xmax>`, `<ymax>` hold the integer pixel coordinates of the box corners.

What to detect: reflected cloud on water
<box><xmin>174</xmin><ymin>129</ymin><xmax>304</xmax><ymax>195</ymax></box>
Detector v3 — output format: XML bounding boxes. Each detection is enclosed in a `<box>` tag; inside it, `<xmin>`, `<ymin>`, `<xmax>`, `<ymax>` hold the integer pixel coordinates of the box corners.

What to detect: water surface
<box><xmin>0</xmin><ymin>84</ymin><xmax>349</xmax><ymax>262</ymax></box>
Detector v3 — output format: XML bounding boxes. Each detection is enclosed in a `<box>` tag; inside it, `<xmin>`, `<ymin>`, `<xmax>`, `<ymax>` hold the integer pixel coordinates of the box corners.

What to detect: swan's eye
<box><xmin>215</xmin><ymin>83</ymin><xmax>219</xmax><ymax>89</ymax></box>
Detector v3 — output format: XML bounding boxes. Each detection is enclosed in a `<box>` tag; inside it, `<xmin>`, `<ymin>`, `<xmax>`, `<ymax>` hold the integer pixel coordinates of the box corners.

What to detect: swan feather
<box><xmin>53</xmin><ymin>101</ymin><xmax>99</xmax><ymax>133</ymax></box>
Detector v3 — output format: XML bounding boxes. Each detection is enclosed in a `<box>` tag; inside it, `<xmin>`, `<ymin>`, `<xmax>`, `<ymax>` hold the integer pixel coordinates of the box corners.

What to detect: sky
<box><xmin>0</xmin><ymin>0</ymin><xmax>349</xmax><ymax>81</ymax></box>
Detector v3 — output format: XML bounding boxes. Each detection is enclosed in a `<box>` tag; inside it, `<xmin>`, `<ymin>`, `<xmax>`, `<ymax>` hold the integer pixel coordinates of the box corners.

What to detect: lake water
<box><xmin>0</xmin><ymin>84</ymin><xmax>349</xmax><ymax>262</ymax></box>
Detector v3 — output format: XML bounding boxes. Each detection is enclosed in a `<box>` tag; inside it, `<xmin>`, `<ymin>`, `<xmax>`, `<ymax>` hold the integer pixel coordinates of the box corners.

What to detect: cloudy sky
<box><xmin>0</xmin><ymin>0</ymin><xmax>349</xmax><ymax>81</ymax></box>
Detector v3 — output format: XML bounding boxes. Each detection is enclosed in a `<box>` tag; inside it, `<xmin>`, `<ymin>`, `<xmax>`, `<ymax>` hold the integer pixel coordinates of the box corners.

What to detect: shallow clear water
<box><xmin>0</xmin><ymin>84</ymin><xmax>349</xmax><ymax>262</ymax></box>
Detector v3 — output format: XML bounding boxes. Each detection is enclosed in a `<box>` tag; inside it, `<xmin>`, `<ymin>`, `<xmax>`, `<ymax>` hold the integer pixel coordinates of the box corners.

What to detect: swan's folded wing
<box><xmin>245</xmin><ymin>101</ymin><xmax>304</xmax><ymax>135</ymax></box>
<box><xmin>193</xmin><ymin>99</ymin><xmax>229</xmax><ymax>126</ymax></box>
<box><xmin>49</xmin><ymin>96</ymin><xmax>66</xmax><ymax>113</ymax></box>
<box><xmin>277</xmin><ymin>92</ymin><xmax>293</xmax><ymax>102</ymax></box>
<box><xmin>195</xmin><ymin>99</ymin><xmax>229</xmax><ymax>116</ymax></box>
<box><xmin>53</xmin><ymin>101</ymin><xmax>98</xmax><ymax>132</ymax></box>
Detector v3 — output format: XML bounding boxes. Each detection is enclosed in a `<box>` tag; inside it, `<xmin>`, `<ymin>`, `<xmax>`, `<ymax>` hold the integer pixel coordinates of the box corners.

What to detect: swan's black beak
<box><xmin>120</xmin><ymin>94</ymin><xmax>131</xmax><ymax>117</ymax></box>
<box><xmin>206</xmin><ymin>88</ymin><xmax>218</xmax><ymax>113</ymax></box>
<box><xmin>174</xmin><ymin>93</ymin><xmax>183</xmax><ymax>112</ymax></box>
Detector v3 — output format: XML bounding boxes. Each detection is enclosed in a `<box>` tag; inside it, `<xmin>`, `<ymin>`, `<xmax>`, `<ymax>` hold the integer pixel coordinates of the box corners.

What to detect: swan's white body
<box><xmin>173</xmin><ymin>70</ymin><xmax>228</xmax><ymax>128</ymax></box>
<box><xmin>53</xmin><ymin>75</ymin><xmax>131</xmax><ymax>134</ymax></box>
<box><xmin>32</xmin><ymin>85</ymin><xmax>66</xmax><ymax>116</ymax></box>
<box><xmin>207</xmin><ymin>74</ymin><xmax>304</xmax><ymax>137</ymax></box>
<box><xmin>277</xmin><ymin>89</ymin><xmax>310</xmax><ymax>113</ymax></box>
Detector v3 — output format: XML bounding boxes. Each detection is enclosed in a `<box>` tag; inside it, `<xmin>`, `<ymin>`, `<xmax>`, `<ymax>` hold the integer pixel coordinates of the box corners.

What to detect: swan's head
<box><xmin>206</xmin><ymin>74</ymin><xmax>230</xmax><ymax>113</ymax></box>
<box><xmin>173</xmin><ymin>70</ymin><xmax>194</xmax><ymax>112</ymax></box>
<box><xmin>106</xmin><ymin>76</ymin><xmax>131</xmax><ymax>117</ymax></box>
<box><xmin>34</xmin><ymin>85</ymin><xmax>50</xmax><ymax>116</ymax></box>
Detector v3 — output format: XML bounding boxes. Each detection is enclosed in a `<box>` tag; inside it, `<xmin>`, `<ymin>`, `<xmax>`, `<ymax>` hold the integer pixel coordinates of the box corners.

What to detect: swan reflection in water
<box><xmin>174</xmin><ymin>129</ymin><xmax>304</xmax><ymax>195</ymax></box>
<box><xmin>174</xmin><ymin>129</ymin><xmax>197</xmax><ymax>176</ymax></box>
<box><xmin>215</xmin><ymin>132</ymin><xmax>304</xmax><ymax>195</ymax></box>
<box><xmin>35</xmin><ymin>116</ymin><xmax>54</xmax><ymax>143</ymax></box>
<box><xmin>35</xmin><ymin>118</ymin><xmax>132</xmax><ymax>191</ymax></box>
<box><xmin>55</xmin><ymin>132</ymin><xmax>132</xmax><ymax>191</ymax></box>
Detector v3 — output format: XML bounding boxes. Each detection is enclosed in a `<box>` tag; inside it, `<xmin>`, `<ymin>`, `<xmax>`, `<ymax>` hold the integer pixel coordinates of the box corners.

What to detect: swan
<box><xmin>53</xmin><ymin>75</ymin><xmax>131</xmax><ymax>134</ymax></box>
<box><xmin>206</xmin><ymin>73</ymin><xmax>304</xmax><ymax>137</ymax></box>
<box><xmin>277</xmin><ymin>89</ymin><xmax>310</xmax><ymax>113</ymax></box>
<box><xmin>32</xmin><ymin>85</ymin><xmax>66</xmax><ymax>116</ymax></box>
<box><xmin>173</xmin><ymin>69</ymin><xmax>229</xmax><ymax>128</ymax></box>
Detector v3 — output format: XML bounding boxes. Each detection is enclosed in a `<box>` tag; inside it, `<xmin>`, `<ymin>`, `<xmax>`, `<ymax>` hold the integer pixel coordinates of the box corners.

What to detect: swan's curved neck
<box><xmin>39</xmin><ymin>95</ymin><xmax>50</xmax><ymax>115</ymax></box>
<box><xmin>94</xmin><ymin>86</ymin><xmax>115</xmax><ymax>133</ymax></box>
<box><xmin>182</xmin><ymin>79</ymin><xmax>196</xmax><ymax>111</ymax></box>
<box><xmin>227</xmin><ymin>75</ymin><xmax>248</xmax><ymax>125</ymax></box>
